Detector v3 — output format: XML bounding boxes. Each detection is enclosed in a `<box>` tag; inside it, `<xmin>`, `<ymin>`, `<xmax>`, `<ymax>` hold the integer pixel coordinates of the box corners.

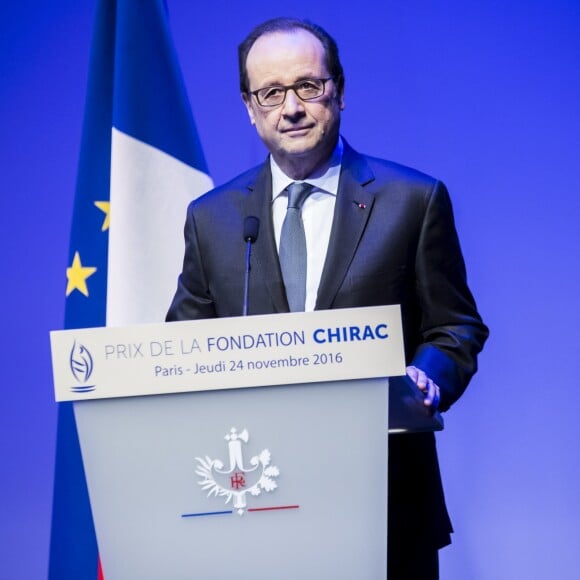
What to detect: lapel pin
<box><xmin>353</xmin><ymin>201</ymin><xmax>367</xmax><ymax>209</ymax></box>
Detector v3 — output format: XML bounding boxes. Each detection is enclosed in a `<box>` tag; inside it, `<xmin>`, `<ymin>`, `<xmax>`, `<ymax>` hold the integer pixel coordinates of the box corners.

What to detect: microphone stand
<box><xmin>242</xmin><ymin>216</ymin><xmax>259</xmax><ymax>316</ymax></box>
<box><xmin>243</xmin><ymin>238</ymin><xmax>252</xmax><ymax>316</ymax></box>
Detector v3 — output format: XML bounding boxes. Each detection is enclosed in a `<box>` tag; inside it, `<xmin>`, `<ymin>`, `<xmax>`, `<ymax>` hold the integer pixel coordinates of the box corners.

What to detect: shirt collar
<box><xmin>270</xmin><ymin>137</ymin><xmax>344</xmax><ymax>201</ymax></box>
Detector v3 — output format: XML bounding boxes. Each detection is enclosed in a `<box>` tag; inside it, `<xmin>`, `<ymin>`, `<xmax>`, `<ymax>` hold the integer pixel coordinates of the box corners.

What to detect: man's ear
<box><xmin>338</xmin><ymin>85</ymin><xmax>345</xmax><ymax>111</ymax></box>
<box><xmin>336</xmin><ymin>76</ymin><xmax>345</xmax><ymax>111</ymax></box>
<box><xmin>241</xmin><ymin>93</ymin><xmax>256</xmax><ymax>126</ymax></box>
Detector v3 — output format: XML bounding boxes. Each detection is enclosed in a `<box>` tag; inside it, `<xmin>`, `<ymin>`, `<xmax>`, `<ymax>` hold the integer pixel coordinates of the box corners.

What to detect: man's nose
<box><xmin>281</xmin><ymin>89</ymin><xmax>305</xmax><ymax>116</ymax></box>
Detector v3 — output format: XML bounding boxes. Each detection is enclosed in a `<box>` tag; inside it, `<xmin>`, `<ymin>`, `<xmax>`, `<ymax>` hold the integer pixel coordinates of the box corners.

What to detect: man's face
<box><xmin>242</xmin><ymin>29</ymin><xmax>344</xmax><ymax>178</ymax></box>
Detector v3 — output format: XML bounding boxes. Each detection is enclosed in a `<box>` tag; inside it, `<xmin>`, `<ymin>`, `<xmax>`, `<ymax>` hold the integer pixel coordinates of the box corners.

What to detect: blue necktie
<box><xmin>279</xmin><ymin>182</ymin><xmax>313</xmax><ymax>312</ymax></box>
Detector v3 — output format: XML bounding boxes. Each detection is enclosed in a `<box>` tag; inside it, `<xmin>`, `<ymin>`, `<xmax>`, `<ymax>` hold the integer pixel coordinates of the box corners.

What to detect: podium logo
<box><xmin>69</xmin><ymin>341</ymin><xmax>96</xmax><ymax>393</ymax></box>
<box><xmin>189</xmin><ymin>427</ymin><xmax>293</xmax><ymax>517</ymax></box>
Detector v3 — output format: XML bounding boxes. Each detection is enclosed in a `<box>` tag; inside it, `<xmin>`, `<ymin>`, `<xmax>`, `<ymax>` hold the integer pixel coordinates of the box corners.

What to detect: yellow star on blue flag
<box><xmin>66</xmin><ymin>251</ymin><xmax>97</xmax><ymax>297</ymax></box>
<box><xmin>94</xmin><ymin>201</ymin><xmax>110</xmax><ymax>231</ymax></box>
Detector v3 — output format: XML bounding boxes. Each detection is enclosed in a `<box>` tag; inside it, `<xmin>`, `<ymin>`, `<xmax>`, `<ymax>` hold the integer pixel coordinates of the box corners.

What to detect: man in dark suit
<box><xmin>167</xmin><ymin>17</ymin><xmax>488</xmax><ymax>579</ymax></box>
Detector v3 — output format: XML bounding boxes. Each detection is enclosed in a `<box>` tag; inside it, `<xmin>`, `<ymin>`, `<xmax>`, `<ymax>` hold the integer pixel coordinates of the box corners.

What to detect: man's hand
<box><xmin>406</xmin><ymin>365</ymin><xmax>440</xmax><ymax>410</ymax></box>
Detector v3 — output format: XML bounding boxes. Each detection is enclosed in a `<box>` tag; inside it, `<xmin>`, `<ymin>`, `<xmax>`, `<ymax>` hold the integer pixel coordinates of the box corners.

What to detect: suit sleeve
<box><xmin>166</xmin><ymin>202</ymin><xmax>217</xmax><ymax>322</ymax></box>
<box><xmin>410</xmin><ymin>181</ymin><xmax>488</xmax><ymax>411</ymax></box>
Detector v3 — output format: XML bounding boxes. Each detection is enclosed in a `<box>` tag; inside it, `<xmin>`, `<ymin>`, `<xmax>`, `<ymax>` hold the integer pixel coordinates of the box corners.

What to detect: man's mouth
<box><xmin>281</xmin><ymin>125</ymin><xmax>312</xmax><ymax>134</ymax></box>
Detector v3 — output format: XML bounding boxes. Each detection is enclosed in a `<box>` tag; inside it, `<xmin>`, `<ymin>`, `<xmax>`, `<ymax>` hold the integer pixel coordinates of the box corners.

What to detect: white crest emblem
<box><xmin>195</xmin><ymin>427</ymin><xmax>280</xmax><ymax>515</ymax></box>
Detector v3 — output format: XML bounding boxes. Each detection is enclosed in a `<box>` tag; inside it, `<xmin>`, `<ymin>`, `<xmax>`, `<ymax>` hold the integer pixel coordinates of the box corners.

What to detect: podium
<box><xmin>51</xmin><ymin>306</ymin><xmax>442</xmax><ymax>579</ymax></box>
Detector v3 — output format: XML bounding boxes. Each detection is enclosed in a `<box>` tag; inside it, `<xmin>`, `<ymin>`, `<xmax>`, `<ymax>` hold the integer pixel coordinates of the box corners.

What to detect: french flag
<box><xmin>50</xmin><ymin>0</ymin><xmax>212</xmax><ymax>577</ymax></box>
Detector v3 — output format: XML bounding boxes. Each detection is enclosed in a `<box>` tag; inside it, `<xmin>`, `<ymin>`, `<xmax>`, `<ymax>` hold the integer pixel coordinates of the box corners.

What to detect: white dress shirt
<box><xmin>270</xmin><ymin>138</ymin><xmax>343</xmax><ymax>311</ymax></box>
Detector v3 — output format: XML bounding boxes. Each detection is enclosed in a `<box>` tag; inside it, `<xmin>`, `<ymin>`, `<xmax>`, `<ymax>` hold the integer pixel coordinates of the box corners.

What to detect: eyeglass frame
<box><xmin>248</xmin><ymin>77</ymin><xmax>335</xmax><ymax>108</ymax></box>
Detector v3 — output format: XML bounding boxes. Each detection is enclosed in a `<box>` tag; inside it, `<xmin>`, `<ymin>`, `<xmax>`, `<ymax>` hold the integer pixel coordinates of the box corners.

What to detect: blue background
<box><xmin>1</xmin><ymin>1</ymin><xmax>579</xmax><ymax>578</ymax></box>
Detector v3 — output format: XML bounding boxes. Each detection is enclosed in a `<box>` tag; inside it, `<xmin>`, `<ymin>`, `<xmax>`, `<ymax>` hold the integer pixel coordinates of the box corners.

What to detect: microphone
<box><xmin>243</xmin><ymin>216</ymin><xmax>260</xmax><ymax>243</ymax></box>
<box><xmin>242</xmin><ymin>216</ymin><xmax>260</xmax><ymax>316</ymax></box>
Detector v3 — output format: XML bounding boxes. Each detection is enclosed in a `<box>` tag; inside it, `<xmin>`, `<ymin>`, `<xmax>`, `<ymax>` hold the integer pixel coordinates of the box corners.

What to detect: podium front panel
<box><xmin>75</xmin><ymin>378</ymin><xmax>389</xmax><ymax>579</ymax></box>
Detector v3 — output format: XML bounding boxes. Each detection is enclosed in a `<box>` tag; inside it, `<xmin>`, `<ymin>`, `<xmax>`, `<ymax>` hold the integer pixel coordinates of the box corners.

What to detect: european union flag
<box><xmin>50</xmin><ymin>1</ymin><xmax>212</xmax><ymax>577</ymax></box>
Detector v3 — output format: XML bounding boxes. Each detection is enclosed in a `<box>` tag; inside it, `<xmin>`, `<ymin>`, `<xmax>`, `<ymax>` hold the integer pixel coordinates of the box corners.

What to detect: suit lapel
<box><xmin>242</xmin><ymin>162</ymin><xmax>289</xmax><ymax>312</ymax></box>
<box><xmin>315</xmin><ymin>144</ymin><xmax>376</xmax><ymax>310</ymax></box>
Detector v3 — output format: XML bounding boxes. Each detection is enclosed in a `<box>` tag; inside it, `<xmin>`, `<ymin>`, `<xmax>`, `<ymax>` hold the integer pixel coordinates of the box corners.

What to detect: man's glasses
<box><xmin>249</xmin><ymin>77</ymin><xmax>334</xmax><ymax>107</ymax></box>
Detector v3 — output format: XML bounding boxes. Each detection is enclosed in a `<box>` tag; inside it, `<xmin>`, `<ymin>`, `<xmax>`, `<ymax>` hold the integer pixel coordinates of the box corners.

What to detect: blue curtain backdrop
<box><xmin>1</xmin><ymin>1</ymin><xmax>579</xmax><ymax>579</ymax></box>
